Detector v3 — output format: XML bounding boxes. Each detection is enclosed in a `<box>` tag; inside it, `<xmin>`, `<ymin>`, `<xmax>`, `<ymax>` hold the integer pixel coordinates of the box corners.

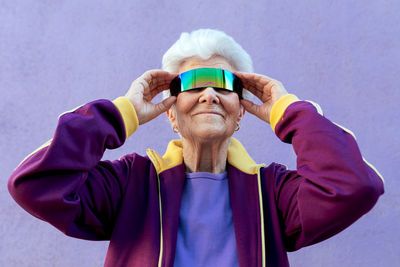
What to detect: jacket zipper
<box><xmin>156</xmin><ymin>171</ymin><xmax>163</xmax><ymax>267</ymax></box>
<box><xmin>146</xmin><ymin>150</ymin><xmax>164</xmax><ymax>267</ymax></box>
<box><xmin>257</xmin><ymin>165</ymin><xmax>266</xmax><ymax>267</ymax></box>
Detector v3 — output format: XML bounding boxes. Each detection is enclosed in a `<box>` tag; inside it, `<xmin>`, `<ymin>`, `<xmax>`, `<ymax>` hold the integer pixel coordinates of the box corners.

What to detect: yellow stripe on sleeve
<box><xmin>112</xmin><ymin>97</ymin><xmax>139</xmax><ymax>138</ymax></box>
<box><xmin>16</xmin><ymin>139</ymin><xmax>52</xmax><ymax>169</ymax></box>
<box><xmin>269</xmin><ymin>94</ymin><xmax>300</xmax><ymax>132</ymax></box>
<box><xmin>332</xmin><ymin>122</ymin><xmax>385</xmax><ymax>184</ymax></box>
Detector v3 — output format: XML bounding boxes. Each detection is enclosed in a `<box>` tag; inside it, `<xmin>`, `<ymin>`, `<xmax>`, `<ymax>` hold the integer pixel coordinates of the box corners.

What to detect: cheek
<box><xmin>174</xmin><ymin>94</ymin><xmax>197</xmax><ymax>128</ymax></box>
<box><xmin>176</xmin><ymin>93</ymin><xmax>197</xmax><ymax>113</ymax></box>
<box><xmin>223</xmin><ymin>95</ymin><xmax>241</xmax><ymax>116</ymax></box>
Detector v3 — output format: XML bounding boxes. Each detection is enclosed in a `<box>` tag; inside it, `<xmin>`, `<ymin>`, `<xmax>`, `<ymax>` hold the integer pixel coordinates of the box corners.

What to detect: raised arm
<box><xmin>8</xmin><ymin>99</ymin><xmax>135</xmax><ymax>240</ymax></box>
<box><xmin>235</xmin><ymin>71</ymin><xmax>384</xmax><ymax>251</ymax></box>
<box><xmin>8</xmin><ymin>69</ymin><xmax>177</xmax><ymax>240</ymax></box>
<box><xmin>272</xmin><ymin>99</ymin><xmax>384</xmax><ymax>250</ymax></box>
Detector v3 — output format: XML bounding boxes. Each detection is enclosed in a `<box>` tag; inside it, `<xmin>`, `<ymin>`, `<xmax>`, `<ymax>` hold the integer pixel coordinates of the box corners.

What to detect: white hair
<box><xmin>162</xmin><ymin>28</ymin><xmax>254</xmax><ymax>100</ymax></box>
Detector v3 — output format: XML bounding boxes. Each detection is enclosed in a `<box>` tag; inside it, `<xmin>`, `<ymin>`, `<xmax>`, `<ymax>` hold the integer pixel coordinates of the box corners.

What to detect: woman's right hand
<box><xmin>124</xmin><ymin>69</ymin><xmax>177</xmax><ymax>125</ymax></box>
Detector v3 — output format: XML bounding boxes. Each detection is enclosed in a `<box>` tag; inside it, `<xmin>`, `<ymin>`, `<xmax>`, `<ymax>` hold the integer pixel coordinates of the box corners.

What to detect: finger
<box><xmin>235</xmin><ymin>72</ymin><xmax>266</xmax><ymax>97</ymax></box>
<box><xmin>235</xmin><ymin>71</ymin><xmax>275</xmax><ymax>96</ymax></box>
<box><xmin>148</xmin><ymin>76</ymin><xmax>176</xmax><ymax>90</ymax></box>
<box><xmin>243</xmin><ymin>83</ymin><xmax>265</xmax><ymax>100</ymax></box>
<box><xmin>240</xmin><ymin>99</ymin><xmax>259</xmax><ymax>116</ymax></box>
<box><xmin>239</xmin><ymin>78</ymin><xmax>278</xmax><ymax>105</ymax></box>
<box><xmin>143</xmin><ymin>71</ymin><xmax>178</xmax><ymax>98</ymax></box>
<box><xmin>136</xmin><ymin>70</ymin><xmax>174</xmax><ymax>92</ymax></box>
<box><xmin>146</xmin><ymin>70</ymin><xmax>178</xmax><ymax>87</ymax></box>
<box><xmin>240</xmin><ymin>99</ymin><xmax>268</xmax><ymax>123</ymax></box>
<box><xmin>235</xmin><ymin>71</ymin><xmax>275</xmax><ymax>85</ymax></box>
<box><xmin>159</xmin><ymin>96</ymin><xmax>177</xmax><ymax>111</ymax></box>
<box><xmin>138</xmin><ymin>72</ymin><xmax>177</xmax><ymax>100</ymax></box>
<box><xmin>151</xmin><ymin>96</ymin><xmax>177</xmax><ymax>119</ymax></box>
<box><xmin>147</xmin><ymin>83</ymin><xmax>172</xmax><ymax>100</ymax></box>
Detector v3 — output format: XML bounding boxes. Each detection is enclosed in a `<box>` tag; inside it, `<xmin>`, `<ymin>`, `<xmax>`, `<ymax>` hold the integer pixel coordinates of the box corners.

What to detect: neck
<box><xmin>182</xmin><ymin>137</ymin><xmax>230</xmax><ymax>174</ymax></box>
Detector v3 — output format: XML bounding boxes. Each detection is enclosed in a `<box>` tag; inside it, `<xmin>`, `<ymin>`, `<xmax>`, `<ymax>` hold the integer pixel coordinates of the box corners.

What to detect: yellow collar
<box><xmin>146</xmin><ymin>138</ymin><xmax>264</xmax><ymax>175</ymax></box>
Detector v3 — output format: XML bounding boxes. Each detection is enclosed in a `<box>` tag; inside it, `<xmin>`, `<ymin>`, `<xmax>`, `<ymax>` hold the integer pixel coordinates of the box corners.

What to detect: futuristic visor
<box><xmin>169</xmin><ymin>68</ymin><xmax>243</xmax><ymax>99</ymax></box>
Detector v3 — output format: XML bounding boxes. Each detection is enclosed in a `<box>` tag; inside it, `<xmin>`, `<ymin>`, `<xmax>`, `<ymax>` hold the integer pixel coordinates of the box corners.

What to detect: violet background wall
<box><xmin>1</xmin><ymin>0</ymin><xmax>399</xmax><ymax>266</ymax></box>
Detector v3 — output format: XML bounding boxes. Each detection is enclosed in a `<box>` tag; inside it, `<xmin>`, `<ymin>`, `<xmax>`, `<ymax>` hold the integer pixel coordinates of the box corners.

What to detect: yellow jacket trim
<box><xmin>112</xmin><ymin>97</ymin><xmax>139</xmax><ymax>138</ymax></box>
<box><xmin>270</xmin><ymin>94</ymin><xmax>300</xmax><ymax>133</ymax></box>
<box><xmin>146</xmin><ymin>138</ymin><xmax>264</xmax><ymax>175</ymax></box>
<box><xmin>146</xmin><ymin>138</ymin><xmax>266</xmax><ymax>267</ymax></box>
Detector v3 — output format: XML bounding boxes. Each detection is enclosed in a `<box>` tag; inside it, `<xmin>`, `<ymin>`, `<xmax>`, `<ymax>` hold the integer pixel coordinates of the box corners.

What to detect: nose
<box><xmin>198</xmin><ymin>87</ymin><xmax>220</xmax><ymax>104</ymax></box>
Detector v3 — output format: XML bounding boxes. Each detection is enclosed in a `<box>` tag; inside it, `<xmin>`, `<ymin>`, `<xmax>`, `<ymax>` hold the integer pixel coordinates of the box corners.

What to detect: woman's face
<box><xmin>167</xmin><ymin>55</ymin><xmax>245</xmax><ymax>142</ymax></box>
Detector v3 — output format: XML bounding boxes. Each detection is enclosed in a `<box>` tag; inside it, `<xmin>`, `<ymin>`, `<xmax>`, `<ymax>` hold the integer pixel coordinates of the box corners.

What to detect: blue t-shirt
<box><xmin>173</xmin><ymin>172</ymin><xmax>239</xmax><ymax>267</ymax></box>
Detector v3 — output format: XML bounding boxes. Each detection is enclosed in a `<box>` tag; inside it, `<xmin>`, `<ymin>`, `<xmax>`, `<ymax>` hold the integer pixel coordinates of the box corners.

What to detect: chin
<box><xmin>191</xmin><ymin>127</ymin><xmax>233</xmax><ymax>141</ymax></box>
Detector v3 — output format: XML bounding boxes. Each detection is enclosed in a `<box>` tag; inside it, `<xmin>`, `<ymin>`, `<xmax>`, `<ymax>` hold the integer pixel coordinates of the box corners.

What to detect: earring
<box><xmin>173</xmin><ymin>126</ymin><xmax>179</xmax><ymax>133</ymax></box>
<box><xmin>235</xmin><ymin>123</ymin><xmax>240</xmax><ymax>131</ymax></box>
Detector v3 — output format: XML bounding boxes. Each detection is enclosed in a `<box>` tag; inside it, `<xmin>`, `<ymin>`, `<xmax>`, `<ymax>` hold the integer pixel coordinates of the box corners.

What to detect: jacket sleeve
<box><xmin>271</xmin><ymin>98</ymin><xmax>384</xmax><ymax>251</ymax></box>
<box><xmin>8</xmin><ymin>97</ymin><xmax>139</xmax><ymax>240</ymax></box>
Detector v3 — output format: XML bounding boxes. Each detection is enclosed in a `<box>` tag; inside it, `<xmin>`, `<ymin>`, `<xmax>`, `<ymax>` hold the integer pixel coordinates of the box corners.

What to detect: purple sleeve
<box><xmin>272</xmin><ymin>101</ymin><xmax>384</xmax><ymax>251</ymax></box>
<box><xmin>8</xmin><ymin>99</ymin><xmax>132</xmax><ymax>240</ymax></box>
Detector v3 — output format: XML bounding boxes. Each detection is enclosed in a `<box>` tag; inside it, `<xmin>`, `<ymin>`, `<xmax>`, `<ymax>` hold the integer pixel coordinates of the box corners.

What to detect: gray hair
<box><xmin>161</xmin><ymin>28</ymin><xmax>254</xmax><ymax>100</ymax></box>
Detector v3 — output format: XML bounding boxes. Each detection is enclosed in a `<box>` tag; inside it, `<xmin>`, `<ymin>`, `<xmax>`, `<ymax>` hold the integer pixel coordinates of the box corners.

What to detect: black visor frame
<box><xmin>169</xmin><ymin>68</ymin><xmax>243</xmax><ymax>99</ymax></box>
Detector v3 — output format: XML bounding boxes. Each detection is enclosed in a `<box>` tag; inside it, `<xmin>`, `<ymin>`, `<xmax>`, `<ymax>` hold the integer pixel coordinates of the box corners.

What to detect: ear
<box><xmin>166</xmin><ymin>106</ymin><xmax>177</xmax><ymax>127</ymax></box>
<box><xmin>237</xmin><ymin>104</ymin><xmax>245</xmax><ymax>123</ymax></box>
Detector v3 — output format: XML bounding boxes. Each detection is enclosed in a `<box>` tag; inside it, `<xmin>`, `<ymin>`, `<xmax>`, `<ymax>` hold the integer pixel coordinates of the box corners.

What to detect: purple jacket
<box><xmin>8</xmin><ymin>96</ymin><xmax>384</xmax><ymax>267</ymax></box>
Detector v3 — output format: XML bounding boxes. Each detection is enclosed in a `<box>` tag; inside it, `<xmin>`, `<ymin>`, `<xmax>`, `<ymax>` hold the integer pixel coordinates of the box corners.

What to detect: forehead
<box><xmin>178</xmin><ymin>55</ymin><xmax>236</xmax><ymax>74</ymax></box>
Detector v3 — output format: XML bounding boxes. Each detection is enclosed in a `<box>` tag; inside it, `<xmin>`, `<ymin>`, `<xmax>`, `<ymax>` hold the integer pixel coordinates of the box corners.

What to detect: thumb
<box><xmin>240</xmin><ymin>99</ymin><xmax>269</xmax><ymax>123</ymax></box>
<box><xmin>138</xmin><ymin>96</ymin><xmax>177</xmax><ymax>125</ymax></box>
<box><xmin>241</xmin><ymin>99</ymin><xmax>259</xmax><ymax>116</ymax></box>
<box><xmin>154</xmin><ymin>96</ymin><xmax>177</xmax><ymax>115</ymax></box>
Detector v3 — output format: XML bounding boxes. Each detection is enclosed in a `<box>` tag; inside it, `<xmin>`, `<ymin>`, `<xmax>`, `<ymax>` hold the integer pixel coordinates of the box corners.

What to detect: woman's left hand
<box><xmin>234</xmin><ymin>71</ymin><xmax>289</xmax><ymax>124</ymax></box>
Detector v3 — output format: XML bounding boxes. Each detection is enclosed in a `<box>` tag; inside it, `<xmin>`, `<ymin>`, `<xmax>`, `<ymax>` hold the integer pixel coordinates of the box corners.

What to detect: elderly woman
<box><xmin>8</xmin><ymin>29</ymin><xmax>384</xmax><ymax>267</ymax></box>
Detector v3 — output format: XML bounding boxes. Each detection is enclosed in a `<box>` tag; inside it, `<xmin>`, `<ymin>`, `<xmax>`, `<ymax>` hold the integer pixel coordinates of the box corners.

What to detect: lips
<box><xmin>193</xmin><ymin>111</ymin><xmax>224</xmax><ymax>117</ymax></box>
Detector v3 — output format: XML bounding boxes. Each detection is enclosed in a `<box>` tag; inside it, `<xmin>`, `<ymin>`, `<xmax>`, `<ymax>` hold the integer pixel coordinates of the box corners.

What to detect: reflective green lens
<box><xmin>170</xmin><ymin>68</ymin><xmax>243</xmax><ymax>98</ymax></box>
